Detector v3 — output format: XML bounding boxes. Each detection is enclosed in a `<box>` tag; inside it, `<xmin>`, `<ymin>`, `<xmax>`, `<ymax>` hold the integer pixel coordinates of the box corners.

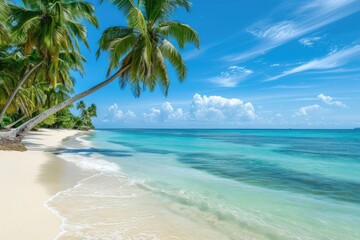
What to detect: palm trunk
<box><xmin>4</xmin><ymin>109</ymin><xmax>39</xmax><ymax>129</ymax></box>
<box><xmin>4</xmin><ymin>115</ymin><xmax>27</xmax><ymax>129</ymax></box>
<box><xmin>0</xmin><ymin>62</ymin><xmax>43</xmax><ymax>124</ymax></box>
<box><xmin>13</xmin><ymin>68</ymin><xmax>124</xmax><ymax>140</ymax></box>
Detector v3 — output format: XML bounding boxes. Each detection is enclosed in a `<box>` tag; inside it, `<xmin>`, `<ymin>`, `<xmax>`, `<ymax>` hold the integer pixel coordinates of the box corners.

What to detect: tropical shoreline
<box><xmin>0</xmin><ymin>129</ymin><xmax>83</xmax><ymax>240</ymax></box>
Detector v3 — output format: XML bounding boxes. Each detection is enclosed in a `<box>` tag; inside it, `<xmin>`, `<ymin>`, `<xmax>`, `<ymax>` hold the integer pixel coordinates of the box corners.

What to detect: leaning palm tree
<box><xmin>0</xmin><ymin>0</ymin><xmax>199</xmax><ymax>150</ymax></box>
<box><xmin>0</xmin><ymin>0</ymin><xmax>99</xmax><ymax>123</ymax></box>
<box><xmin>0</xmin><ymin>48</ymin><xmax>39</xmax><ymax>118</ymax></box>
<box><xmin>0</xmin><ymin>49</ymin><xmax>84</xmax><ymax>126</ymax></box>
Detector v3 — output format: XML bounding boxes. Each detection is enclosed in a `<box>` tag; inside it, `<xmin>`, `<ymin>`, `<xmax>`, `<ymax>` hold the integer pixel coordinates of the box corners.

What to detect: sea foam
<box><xmin>58</xmin><ymin>134</ymin><xmax>121</xmax><ymax>174</ymax></box>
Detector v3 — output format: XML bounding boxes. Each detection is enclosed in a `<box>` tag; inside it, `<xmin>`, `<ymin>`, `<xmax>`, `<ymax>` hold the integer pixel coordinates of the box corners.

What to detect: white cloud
<box><xmin>190</xmin><ymin>94</ymin><xmax>256</xmax><ymax>122</ymax></box>
<box><xmin>104</xmin><ymin>103</ymin><xmax>136</xmax><ymax>122</ymax></box>
<box><xmin>141</xmin><ymin>94</ymin><xmax>256</xmax><ymax>124</ymax></box>
<box><xmin>142</xmin><ymin>108</ymin><xmax>161</xmax><ymax>123</ymax></box>
<box><xmin>267</xmin><ymin>45</ymin><xmax>360</xmax><ymax>81</ymax></box>
<box><xmin>294</xmin><ymin>104</ymin><xmax>322</xmax><ymax>117</ymax></box>
<box><xmin>143</xmin><ymin>102</ymin><xmax>185</xmax><ymax>123</ymax></box>
<box><xmin>317</xmin><ymin>93</ymin><xmax>347</xmax><ymax>108</ymax></box>
<box><xmin>272</xmin><ymin>85</ymin><xmax>311</xmax><ymax>89</ymax></box>
<box><xmin>270</xmin><ymin>63</ymin><xmax>281</xmax><ymax>67</ymax></box>
<box><xmin>224</xmin><ymin>0</ymin><xmax>360</xmax><ymax>62</ymax></box>
<box><xmin>209</xmin><ymin>66</ymin><xmax>253</xmax><ymax>87</ymax></box>
<box><xmin>248</xmin><ymin>21</ymin><xmax>297</xmax><ymax>42</ymax></box>
<box><xmin>299</xmin><ymin>36</ymin><xmax>322</xmax><ymax>46</ymax></box>
<box><xmin>161</xmin><ymin>102</ymin><xmax>186</xmax><ymax>121</ymax></box>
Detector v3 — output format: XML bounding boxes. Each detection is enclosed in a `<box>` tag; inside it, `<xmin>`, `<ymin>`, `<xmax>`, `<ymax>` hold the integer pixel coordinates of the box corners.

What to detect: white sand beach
<box><xmin>0</xmin><ymin>129</ymin><xmax>80</xmax><ymax>240</ymax></box>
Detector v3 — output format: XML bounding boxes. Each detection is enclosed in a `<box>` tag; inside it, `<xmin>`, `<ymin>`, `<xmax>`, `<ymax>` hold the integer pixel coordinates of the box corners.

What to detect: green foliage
<box><xmin>0</xmin><ymin>0</ymin><xmax>95</xmax><ymax>125</ymax></box>
<box><xmin>10</xmin><ymin>0</ymin><xmax>99</xmax><ymax>60</ymax></box>
<box><xmin>1</xmin><ymin>0</ymin><xmax>198</xmax><ymax>132</ymax></box>
<box><xmin>36</xmin><ymin>101</ymin><xmax>97</xmax><ymax>130</ymax></box>
<box><xmin>0</xmin><ymin>115</ymin><xmax>12</xmax><ymax>126</ymax></box>
<box><xmin>41</xmin><ymin>114</ymin><xmax>57</xmax><ymax>126</ymax></box>
<box><xmin>0</xmin><ymin>0</ymin><xmax>10</xmax><ymax>44</ymax></box>
<box><xmin>97</xmin><ymin>0</ymin><xmax>200</xmax><ymax>97</ymax></box>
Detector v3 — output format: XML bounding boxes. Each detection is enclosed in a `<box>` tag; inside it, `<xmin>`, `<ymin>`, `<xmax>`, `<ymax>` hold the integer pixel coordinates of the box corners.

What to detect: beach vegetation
<box><xmin>0</xmin><ymin>0</ymin><xmax>199</xmax><ymax>150</ymax></box>
<box><xmin>0</xmin><ymin>0</ymin><xmax>99</xmax><ymax>124</ymax></box>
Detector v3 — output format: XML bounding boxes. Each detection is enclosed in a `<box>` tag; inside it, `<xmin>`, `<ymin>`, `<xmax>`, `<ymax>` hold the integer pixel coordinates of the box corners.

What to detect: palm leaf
<box><xmin>156</xmin><ymin>21</ymin><xmax>200</xmax><ymax>48</ymax></box>
<box><xmin>159</xmin><ymin>39</ymin><xmax>187</xmax><ymax>81</ymax></box>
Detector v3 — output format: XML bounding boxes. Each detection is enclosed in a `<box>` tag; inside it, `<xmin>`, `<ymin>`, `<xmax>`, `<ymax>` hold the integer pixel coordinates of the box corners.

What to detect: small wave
<box><xmin>58</xmin><ymin>153</ymin><xmax>121</xmax><ymax>174</ymax></box>
<box><xmin>45</xmin><ymin>174</ymin><xmax>106</xmax><ymax>240</ymax></box>
<box><xmin>59</xmin><ymin>133</ymin><xmax>121</xmax><ymax>174</ymax></box>
<box><xmin>75</xmin><ymin>135</ymin><xmax>92</xmax><ymax>147</ymax></box>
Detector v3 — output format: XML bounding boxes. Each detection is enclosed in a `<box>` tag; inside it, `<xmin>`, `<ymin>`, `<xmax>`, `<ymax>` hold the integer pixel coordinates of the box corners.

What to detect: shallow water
<box><xmin>49</xmin><ymin>129</ymin><xmax>360</xmax><ymax>239</ymax></box>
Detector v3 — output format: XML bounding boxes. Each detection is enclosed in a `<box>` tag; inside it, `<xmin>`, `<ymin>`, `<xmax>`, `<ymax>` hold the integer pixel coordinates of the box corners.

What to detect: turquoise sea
<box><xmin>50</xmin><ymin>129</ymin><xmax>360</xmax><ymax>239</ymax></box>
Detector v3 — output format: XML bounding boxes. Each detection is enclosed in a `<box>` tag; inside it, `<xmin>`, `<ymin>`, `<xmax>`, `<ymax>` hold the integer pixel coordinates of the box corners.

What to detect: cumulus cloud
<box><xmin>143</xmin><ymin>102</ymin><xmax>186</xmax><ymax>123</ymax></box>
<box><xmin>141</xmin><ymin>94</ymin><xmax>256</xmax><ymax>124</ymax></box>
<box><xmin>209</xmin><ymin>66</ymin><xmax>253</xmax><ymax>87</ymax></box>
<box><xmin>106</xmin><ymin>94</ymin><xmax>257</xmax><ymax>125</ymax></box>
<box><xmin>299</xmin><ymin>36</ymin><xmax>322</xmax><ymax>46</ymax></box>
<box><xmin>161</xmin><ymin>102</ymin><xmax>186</xmax><ymax>121</ymax></box>
<box><xmin>294</xmin><ymin>104</ymin><xmax>322</xmax><ymax>117</ymax></box>
<box><xmin>104</xmin><ymin>103</ymin><xmax>136</xmax><ymax>122</ymax></box>
<box><xmin>189</xmin><ymin>94</ymin><xmax>256</xmax><ymax>122</ymax></box>
<box><xmin>317</xmin><ymin>93</ymin><xmax>347</xmax><ymax>107</ymax></box>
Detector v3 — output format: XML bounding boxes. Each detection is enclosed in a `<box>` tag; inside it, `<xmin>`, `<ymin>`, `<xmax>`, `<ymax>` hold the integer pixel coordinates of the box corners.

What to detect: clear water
<box><xmin>50</xmin><ymin>129</ymin><xmax>360</xmax><ymax>239</ymax></box>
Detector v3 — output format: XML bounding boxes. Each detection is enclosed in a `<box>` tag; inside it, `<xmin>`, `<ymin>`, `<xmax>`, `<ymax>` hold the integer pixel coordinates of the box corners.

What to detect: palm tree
<box><xmin>0</xmin><ymin>48</ymin><xmax>39</xmax><ymax>119</ymax></box>
<box><xmin>0</xmin><ymin>49</ymin><xmax>84</xmax><ymax>126</ymax></box>
<box><xmin>0</xmin><ymin>0</ymin><xmax>199</xmax><ymax>150</ymax></box>
<box><xmin>0</xmin><ymin>0</ymin><xmax>9</xmax><ymax>44</ymax></box>
<box><xmin>86</xmin><ymin>104</ymin><xmax>98</xmax><ymax>129</ymax></box>
<box><xmin>78</xmin><ymin>102</ymin><xmax>97</xmax><ymax>128</ymax></box>
<box><xmin>76</xmin><ymin>101</ymin><xmax>87</xmax><ymax>112</ymax></box>
<box><xmin>0</xmin><ymin>0</ymin><xmax>99</xmax><ymax>123</ymax></box>
<box><xmin>88</xmin><ymin>104</ymin><xmax>97</xmax><ymax>118</ymax></box>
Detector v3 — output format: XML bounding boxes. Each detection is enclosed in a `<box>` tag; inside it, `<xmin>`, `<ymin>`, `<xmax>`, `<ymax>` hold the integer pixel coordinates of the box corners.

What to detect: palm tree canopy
<box><xmin>97</xmin><ymin>0</ymin><xmax>200</xmax><ymax>97</ymax></box>
<box><xmin>76</xmin><ymin>100</ymin><xmax>86</xmax><ymax>111</ymax></box>
<box><xmin>0</xmin><ymin>45</ymin><xmax>80</xmax><ymax>117</ymax></box>
<box><xmin>9</xmin><ymin>0</ymin><xmax>99</xmax><ymax>66</ymax></box>
<box><xmin>0</xmin><ymin>0</ymin><xmax>10</xmax><ymax>44</ymax></box>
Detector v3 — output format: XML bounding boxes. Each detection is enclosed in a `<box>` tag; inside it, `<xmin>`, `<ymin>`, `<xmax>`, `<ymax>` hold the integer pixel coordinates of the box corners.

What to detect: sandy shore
<box><xmin>0</xmin><ymin>129</ymin><xmax>81</xmax><ymax>240</ymax></box>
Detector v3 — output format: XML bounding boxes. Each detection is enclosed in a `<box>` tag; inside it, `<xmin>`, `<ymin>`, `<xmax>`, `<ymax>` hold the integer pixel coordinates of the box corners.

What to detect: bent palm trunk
<box><xmin>13</xmin><ymin>68</ymin><xmax>123</xmax><ymax>140</ymax></box>
<box><xmin>0</xmin><ymin>62</ymin><xmax>43</xmax><ymax>124</ymax></box>
<box><xmin>4</xmin><ymin>115</ymin><xmax>27</xmax><ymax>129</ymax></box>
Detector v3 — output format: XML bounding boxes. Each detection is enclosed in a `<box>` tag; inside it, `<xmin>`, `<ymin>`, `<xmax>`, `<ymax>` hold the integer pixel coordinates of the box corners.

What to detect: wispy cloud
<box><xmin>270</xmin><ymin>63</ymin><xmax>281</xmax><ymax>67</ymax></box>
<box><xmin>266</xmin><ymin>45</ymin><xmax>360</xmax><ymax>81</ymax></box>
<box><xmin>208</xmin><ymin>66</ymin><xmax>253</xmax><ymax>87</ymax></box>
<box><xmin>272</xmin><ymin>85</ymin><xmax>312</xmax><ymax>89</ymax></box>
<box><xmin>318</xmin><ymin>93</ymin><xmax>348</xmax><ymax>108</ymax></box>
<box><xmin>294</xmin><ymin>104</ymin><xmax>322</xmax><ymax>117</ymax></box>
<box><xmin>224</xmin><ymin>0</ymin><xmax>360</xmax><ymax>62</ymax></box>
<box><xmin>299</xmin><ymin>36</ymin><xmax>322</xmax><ymax>46</ymax></box>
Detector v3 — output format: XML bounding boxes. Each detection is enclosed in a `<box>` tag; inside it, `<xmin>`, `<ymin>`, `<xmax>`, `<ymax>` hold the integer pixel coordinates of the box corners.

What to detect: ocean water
<box><xmin>49</xmin><ymin>129</ymin><xmax>360</xmax><ymax>239</ymax></box>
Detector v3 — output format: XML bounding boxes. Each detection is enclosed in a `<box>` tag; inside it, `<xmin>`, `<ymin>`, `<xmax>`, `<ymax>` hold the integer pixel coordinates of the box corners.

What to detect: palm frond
<box><xmin>159</xmin><ymin>39</ymin><xmax>187</xmax><ymax>81</ymax></box>
<box><xmin>156</xmin><ymin>21</ymin><xmax>200</xmax><ymax>48</ymax></box>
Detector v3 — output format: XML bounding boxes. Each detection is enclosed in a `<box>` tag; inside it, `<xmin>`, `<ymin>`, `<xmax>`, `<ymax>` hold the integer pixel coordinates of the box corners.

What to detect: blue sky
<box><xmin>72</xmin><ymin>0</ymin><xmax>360</xmax><ymax>128</ymax></box>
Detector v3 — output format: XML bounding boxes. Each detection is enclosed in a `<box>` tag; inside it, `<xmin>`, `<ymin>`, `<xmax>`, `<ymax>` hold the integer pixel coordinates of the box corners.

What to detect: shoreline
<box><xmin>0</xmin><ymin>129</ymin><xmax>82</xmax><ymax>240</ymax></box>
